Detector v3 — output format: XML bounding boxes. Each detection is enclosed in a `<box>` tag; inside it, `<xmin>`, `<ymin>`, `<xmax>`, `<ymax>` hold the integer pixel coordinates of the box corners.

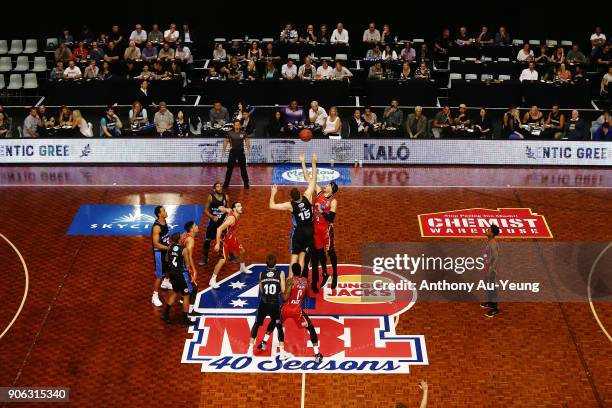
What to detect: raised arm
<box><xmin>269</xmin><ymin>185</ymin><xmax>293</xmax><ymax>211</ymax></box>
<box><xmin>303</xmin><ymin>153</ymin><xmax>317</xmax><ymax>201</ymax></box>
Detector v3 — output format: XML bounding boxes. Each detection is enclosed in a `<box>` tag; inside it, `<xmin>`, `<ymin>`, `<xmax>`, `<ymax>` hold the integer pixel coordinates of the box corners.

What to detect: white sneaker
<box><xmin>151</xmin><ymin>292</ymin><xmax>162</xmax><ymax>307</ymax></box>
<box><xmin>161</xmin><ymin>278</ymin><xmax>173</xmax><ymax>290</ymax></box>
<box><xmin>242</xmin><ymin>267</ymin><xmax>253</xmax><ymax>275</ymax></box>
<box><xmin>279</xmin><ymin>351</ymin><xmax>293</xmax><ymax>361</ymax></box>
<box><xmin>209</xmin><ymin>278</ymin><xmax>220</xmax><ymax>289</ymax></box>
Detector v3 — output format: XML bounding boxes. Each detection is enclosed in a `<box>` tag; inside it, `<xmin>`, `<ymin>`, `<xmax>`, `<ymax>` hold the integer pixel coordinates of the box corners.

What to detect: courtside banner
<box><xmin>1</xmin><ymin>139</ymin><xmax>611</xmax><ymax>165</ymax></box>
<box><xmin>272</xmin><ymin>165</ymin><xmax>352</xmax><ymax>185</ymax></box>
<box><xmin>418</xmin><ymin>208</ymin><xmax>553</xmax><ymax>238</ymax></box>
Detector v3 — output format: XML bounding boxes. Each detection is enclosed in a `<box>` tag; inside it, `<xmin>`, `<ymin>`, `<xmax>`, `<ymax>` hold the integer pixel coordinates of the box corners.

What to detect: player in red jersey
<box><xmin>211</xmin><ymin>202</ymin><xmax>250</xmax><ymax>289</ymax></box>
<box><xmin>301</xmin><ymin>159</ymin><xmax>339</xmax><ymax>291</ymax></box>
<box><xmin>258</xmin><ymin>263</ymin><xmax>323</xmax><ymax>362</ymax></box>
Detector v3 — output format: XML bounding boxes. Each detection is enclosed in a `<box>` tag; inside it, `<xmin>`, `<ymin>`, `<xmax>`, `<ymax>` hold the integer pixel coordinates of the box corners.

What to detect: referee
<box><xmin>222</xmin><ymin>119</ymin><xmax>250</xmax><ymax>189</ymax></box>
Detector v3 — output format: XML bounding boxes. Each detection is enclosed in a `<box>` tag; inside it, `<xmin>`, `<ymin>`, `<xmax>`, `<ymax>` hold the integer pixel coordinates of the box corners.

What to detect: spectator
<box><xmin>164</xmin><ymin>24</ymin><xmax>179</xmax><ymax>43</ymax></box>
<box><xmin>129</xmin><ymin>101</ymin><xmax>151</xmax><ymax>131</ymax></box>
<box><xmin>63</xmin><ymin>60</ymin><xmax>82</xmax><ymax>80</ymax></box>
<box><xmin>175</xmin><ymin>43</ymin><xmax>193</xmax><ymax>77</ymax></box>
<box><xmin>363</xmin><ymin>22</ymin><xmax>381</xmax><ymax>44</ymax></box>
<box><xmin>100</xmin><ymin>62</ymin><xmax>113</xmax><ymax>80</ymax></box>
<box><xmin>434</xmin><ymin>28</ymin><xmax>452</xmax><ymax>58</ymax></box>
<box><xmin>77</xmin><ymin>25</ymin><xmax>95</xmax><ymax>44</ymax></box>
<box><xmin>72</xmin><ymin>41</ymin><xmax>88</xmax><ymax>62</ymax></box>
<box><xmin>383</xmin><ymin>99</ymin><xmax>403</xmax><ymax>134</ymax></box>
<box><xmin>382</xmin><ymin>44</ymin><xmax>398</xmax><ymax>61</ymax></box>
<box><xmin>594</xmin><ymin>44</ymin><xmax>611</xmax><ymax>73</ymax></box>
<box><xmin>316</xmin><ymin>59</ymin><xmax>334</xmax><ymax>80</ymax></box>
<box><xmin>405</xmin><ymin>106</ymin><xmax>427</xmax><ymax>138</ymax></box>
<box><xmin>348</xmin><ymin>109</ymin><xmax>369</xmax><ymax>137</ymax></box>
<box><xmin>414</xmin><ymin>62</ymin><xmax>431</xmax><ymax>80</ymax></box>
<box><xmin>301</xmin><ymin>24</ymin><xmax>317</xmax><ymax>44</ymax></box>
<box><xmin>400</xmin><ymin>42</ymin><xmax>416</xmax><ymax>62</ymax></box>
<box><xmin>213</xmin><ymin>43</ymin><xmax>227</xmax><ymax>61</ymax></box>
<box><xmin>534</xmin><ymin>45</ymin><xmax>551</xmax><ymax>63</ymax></box>
<box><xmin>167</xmin><ymin>61</ymin><xmax>182</xmax><ymax>79</ymax></box>
<box><xmin>263</xmin><ymin>62</ymin><xmax>278</xmax><ymax>79</ymax></box>
<box><xmin>323</xmin><ymin>106</ymin><xmax>341</xmax><ymax>137</ymax></box>
<box><xmin>247</xmin><ymin>41</ymin><xmax>262</xmax><ymax>61</ymax></box>
<box><xmin>70</xmin><ymin>110</ymin><xmax>91</xmax><ymax>137</ymax></box>
<box><xmin>141</xmin><ymin>41</ymin><xmax>158</xmax><ymax>62</ymax></box>
<box><xmin>103</xmin><ymin>42</ymin><xmax>121</xmax><ymax>68</ymax></box>
<box><xmin>23</xmin><ymin>107</ymin><xmax>40</xmax><ymax>138</ymax></box>
<box><xmin>400</xmin><ymin>62</ymin><xmax>412</xmax><ymax>80</ymax></box>
<box><xmin>363</xmin><ymin>106</ymin><xmax>379</xmax><ymax>132</ymax></box>
<box><xmin>84</xmin><ymin>60</ymin><xmax>100</xmax><ymax>79</ymax></box>
<box><xmin>230</xmin><ymin>40</ymin><xmax>245</xmax><ymax>61</ymax></box>
<box><xmin>517</xmin><ymin>44</ymin><xmax>534</xmax><ymax>62</ymax></box>
<box><xmin>566</xmin><ymin>44</ymin><xmax>587</xmax><ymax>64</ymax></box>
<box><xmin>89</xmin><ymin>42</ymin><xmax>105</xmax><ymax>61</ymax></box>
<box><xmin>59</xmin><ymin>106</ymin><xmax>72</xmax><ymax>127</ymax></box>
<box><xmin>476</xmin><ymin>26</ymin><xmax>494</xmax><ymax>46</ymax></box>
<box><xmin>124</xmin><ymin>41</ymin><xmax>142</xmax><ymax>61</ymax></box>
<box><xmin>263</xmin><ymin>43</ymin><xmax>280</xmax><ymax>62</ymax></box>
<box><xmin>368</xmin><ymin>62</ymin><xmax>384</xmax><ymax>80</ymax></box>
<box><xmin>280</xmin><ymin>23</ymin><xmax>298</xmax><ymax>44</ymax></box>
<box><xmin>298</xmin><ymin>57</ymin><xmax>316</xmax><ymax>80</ymax></box>
<box><xmin>158</xmin><ymin>42</ymin><xmax>175</xmax><ymax>61</ymax></box>
<box><xmin>60</xmin><ymin>27</ymin><xmax>74</xmax><ymax>45</ymax></box>
<box><xmin>573</xmin><ymin>66</ymin><xmax>586</xmax><ymax>84</ymax></box>
<box><xmin>174</xmin><ymin>110</ymin><xmax>189</xmax><ymax>137</ymax></box>
<box><xmin>592</xmin><ymin>121</ymin><xmax>611</xmax><ymax>141</ymax></box>
<box><xmin>130</xmin><ymin>24</ymin><xmax>147</xmax><ymax>46</ymax></box>
<box><xmin>331</xmin><ymin>23</ymin><xmax>349</xmax><ymax>45</ymax></box>
<box><xmin>502</xmin><ymin>105</ymin><xmax>522</xmax><ymax>138</ymax></box>
<box><xmin>551</xmin><ymin>47</ymin><xmax>565</xmax><ymax>64</ymax></box>
<box><xmin>519</xmin><ymin>62</ymin><xmax>539</xmax><ymax>82</ymax></box>
<box><xmin>473</xmin><ymin>108</ymin><xmax>492</xmax><ymax>138</ymax></box>
<box><xmin>366</xmin><ymin>44</ymin><xmax>382</xmax><ymax>60</ymax></box>
<box><xmin>51</xmin><ymin>62</ymin><xmax>65</xmax><ymax>80</ymax></box>
<box><xmin>110</xmin><ymin>25</ymin><xmax>124</xmax><ymax>47</ymax></box>
<box><xmin>523</xmin><ymin>105</ymin><xmax>544</xmax><ymax>125</ymax></box>
<box><xmin>308</xmin><ymin>101</ymin><xmax>328</xmax><ymax>128</ymax></box>
<box><xmin>453</xmin><ymin>103</ymin><xmax>471</xmax><ymax>126</ymax></box>
<box><xmin>265</xmin><ymin>110</ymin><xmax>283</xmax><ymax>137</ymax></box>
<box><xmin>240</xmin><ymin>60</ymin><xmax>257</xmax><ymax>80</ymax></box>
<box><xmin>546</xmin><ymin>104</ymin><xmax>565</xmax><ymax>139</ymax></box>
<box><xmin>455</xmin><ymin>26</ymin><xmax>473</xmax><ymax>47</ymax></box>
<box><xmin>494</xmin><ymin>26</ymin><xmax>511</xmax><ymax>46</ymax></box>
<box><xmin>179</xmin><ymin>24</ymin><xmax>196</xmax><ymax>47</ymax></box>
<box><xmin>240</xmin><ymin>111</ymin><xmax>255</xmax><ymax>137</ymax></box>
<box><xmin>100</xmin><ymin>106</ymin><xmax>123</xmax><ymax>137</ymax></box>
<box><xmin>601</xmin><ymin>67</ymin><xmax>612</xmax><ymax>97</ymax></box>
<box><xmin>154</xmin><ymin>102</ymin><xmax>174</xmax><ymax>136</ymax></box>
<box><xmin>594</xmin><ymin>110</ymin><xmax>610</xmax><ymax>128</ymax></box>
<box><xmin>209</xmin><ymin>101</ymin><xmax>230</xmax><ymax>125</ymax></box>
<box><xmin>590</xmin><ymin>26</ymin><xmax>607</xmax><ymax>55</ymax></box>
<box><xmin>98</xmin><ymin>33</ymin><xmax>109</xmax><ymax>46</ymax></box>
<box><xmin>433</xmin><ymin>105</ymin><xmax>453</xmax><ymax>138</ymax></box>
<box><xmin>564</xmin><ymin>110</ymin><xmax>584</xmax><ymax>139</ymax></box>
<box><xmin>54</xmin><ymin>43</ymin><xmax>73</xmax><ymax>64</ymax></box>
<box><xmin>556</xmin><ymin>63</ymin><xmax>572</xmax><ymax>82</ymax></box>
<box><xmin>0</xmin><ymin>111</ymin><xmax>10</xmax><ymax>138</ymax></box>
<box><xmin>206</xmin><ymin>66</ymin><xmax>223</xmax><ymax>81</ymax></box>
<box><xmin>281</xmin><ymin>59</ymin><xmax>298</xmax><ymax>80</ymax></box>
<box><xmin>281</xmin><ymin>100</ymin><xmax>305</xmax><ymax>133</ymax></box>
<box><xmin>418</xmin><ymin>43</ymin><xmax>431</xmax><ymax>63</ymax></box>
<box><xmin>331</xmin><ymin>61</ymin><xmax>353</xmax><ymax>80</ymax></box>
<box><xmin>148</xmin><ymin>24</ymin><xmax>164</xmax><ymax>44</ymax></box>
<box><xmin>381</xmin><ymin>24</ymin><xmax>394</xmax><ymax>44</ymax></box>
<box><xmin>318</xmin><ymin>24</ymin><xmax>330</xmax><ymax>44</ymax></box>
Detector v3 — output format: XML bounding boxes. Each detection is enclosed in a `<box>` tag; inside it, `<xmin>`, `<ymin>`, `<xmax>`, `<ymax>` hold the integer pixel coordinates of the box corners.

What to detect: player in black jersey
<box><xmin>246</xmin><ymin>254</ymin><xmax>292</xmax><ymax>360</ymax></box>
<box><xmin>151</xmin><ymin>205</ymin><xmax>171</xmax><ymax>307</ymax></box>
<box><xmin>199</xmin><ymin>183</ymin><xmax>229</xmax><ymax>266</ymax></box>
<box><xmin>269</xmin><ymin>153</ymin><xmax>317</xmax><ymax>277</ymax></box>
<box><xmin>161</xmin><ymin>232</ymin><xmax>196</xmax><ymax>327</ymax></box>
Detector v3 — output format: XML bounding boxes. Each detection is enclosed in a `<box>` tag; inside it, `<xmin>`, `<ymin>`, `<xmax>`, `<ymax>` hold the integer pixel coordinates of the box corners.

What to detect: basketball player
<box><xmin>211</xmin><ymin>202</ymin><xmax>250</xmax><ymax>289</ymax></box>
<box><xmin>247</xmin><ymin>254</ymin><xmax>292</xmax><ymax>360</ymax></box>
<box><xmin>258</xmin><ymin>263</ymin><xmax>323</xmax><ymax>362</ymax></box>
<box><xmin>199</xmin><ymin>183</ymin><xmax>229</xmax><ymax>266</ymax></box>
<box><xmin>161</xmin><ymin>232</ymin><xmax>196</xmax><ymax>327</ymax></box>
<box><xmin>151</xmin><ymin>205</ymin><xmax>172</xmax><ymax>307</ymax></box>
<box><xmin>181</xmin><ymin>221</ymin><xmax>199</xmax><ymax>286</ymax></box>
<box><xmin>481</xmin><ymin>224</ymin><xmax>500</xmax><ymax>317</ymax></box>
<box><xmin>269</xmin><ymin>153</ymin><xmax>317</xmax><ymax>276</ymax></box>
<box><xmin>300</xmin><ymin>158</ymin><xmax>339</xmax><ymax>291</ymax></box>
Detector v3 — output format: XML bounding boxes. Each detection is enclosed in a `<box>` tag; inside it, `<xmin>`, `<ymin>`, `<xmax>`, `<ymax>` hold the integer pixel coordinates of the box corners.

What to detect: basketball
<box><xmin>299</xmin><ymin>129</ymin><xmax>313</xmax><ymax>142</ymax></box>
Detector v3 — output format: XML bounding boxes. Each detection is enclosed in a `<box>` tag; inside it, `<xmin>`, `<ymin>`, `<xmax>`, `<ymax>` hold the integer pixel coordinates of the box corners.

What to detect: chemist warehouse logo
<box><xmin>418</xmin><ymin>208</ymin><xmax>553</xmax><ymax>238</ymax></box>
<box><xmin>182</xmin><ymin>264</ymin><xmax>428</xmax><ymax>374</ymax></box>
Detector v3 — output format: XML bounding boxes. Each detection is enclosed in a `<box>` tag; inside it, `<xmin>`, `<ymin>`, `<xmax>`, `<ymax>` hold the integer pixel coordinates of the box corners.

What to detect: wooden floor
<box><xmin>0</xmin><ymin>165</ymin><xmax>610</xmax><ymax>408</ymax></box>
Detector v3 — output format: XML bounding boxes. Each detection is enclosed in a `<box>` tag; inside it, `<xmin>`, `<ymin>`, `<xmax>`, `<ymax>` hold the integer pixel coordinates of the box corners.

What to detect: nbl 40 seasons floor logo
<box><xmin>182</xmin><ymin>264</ymin><xmax>428</xmax><ymax>374</ymax></box>
<box><xmin>418</xmin><ymin>208</ymin><xmax>553</xmax><ymax>238</ymax></box>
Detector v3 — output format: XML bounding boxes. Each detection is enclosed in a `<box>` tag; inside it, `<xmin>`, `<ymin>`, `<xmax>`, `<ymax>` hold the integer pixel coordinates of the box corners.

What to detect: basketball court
<box><xmin>0</xmin><ymin>165</ymin><xmax>610</xmax><ymax>407</ymax></box>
